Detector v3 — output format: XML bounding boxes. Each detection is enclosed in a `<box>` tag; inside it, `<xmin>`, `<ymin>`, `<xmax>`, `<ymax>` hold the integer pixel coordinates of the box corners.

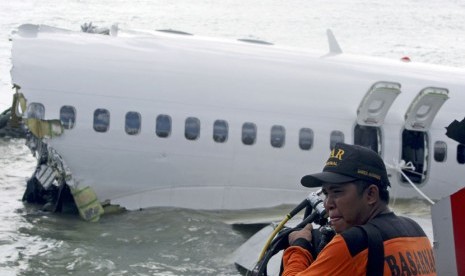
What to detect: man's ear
<box><xmin>365</xmin><ymin>184</ymin><xmax>379</xmax><ymax>205</ymax></box>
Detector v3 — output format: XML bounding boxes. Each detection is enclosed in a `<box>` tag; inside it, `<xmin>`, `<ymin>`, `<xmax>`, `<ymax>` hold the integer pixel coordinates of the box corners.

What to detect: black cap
<box><xmin>301</xmin><ymin>143</ymin><xmax>390</xmax><ymax>189</ymax></box>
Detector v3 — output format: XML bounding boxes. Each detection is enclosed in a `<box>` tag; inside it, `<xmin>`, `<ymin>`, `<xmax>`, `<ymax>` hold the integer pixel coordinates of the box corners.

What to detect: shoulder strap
<box><xmin>359</xmin><ymin>223</ymin><xmax>384</xmax><ymax>276</ymax></box>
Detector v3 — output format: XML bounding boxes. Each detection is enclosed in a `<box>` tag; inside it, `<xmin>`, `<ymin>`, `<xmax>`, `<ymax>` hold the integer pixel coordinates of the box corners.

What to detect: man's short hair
<box><xmin>355</xmin><ymin>180</ymin><xmax>390</xmax><ymax>203</ymax></box>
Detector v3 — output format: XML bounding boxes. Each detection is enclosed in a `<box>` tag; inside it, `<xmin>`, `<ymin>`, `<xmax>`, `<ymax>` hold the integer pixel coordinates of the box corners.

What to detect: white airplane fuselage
<box><xmin>10</xmin><ymin>25</ymin><xmax>465</xmax><ymax>211</ymax></box>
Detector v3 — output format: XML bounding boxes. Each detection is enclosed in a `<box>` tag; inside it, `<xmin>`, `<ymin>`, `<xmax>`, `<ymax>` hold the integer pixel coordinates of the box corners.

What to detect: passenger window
<box><xmin>60</xmin><ymin>105</ymin><xmax>76</xmax><ymax>129</ymax></box>
<box><xmin>26</xmin><ymin>103</ymin><xmax>45</xmax><ymax>119</ymax></box>
<box><xmin>93</xmin><ymin>108</ymin><xmax>110</xmax><ymax>132</ymax></box>
<box><xmin>458</xmin><ymin>144</ymin><xmax>465</xmax><ymax>164</ymax></box>
<box><xmin>213</xmin><ymin>120</ymin><xmax>228</xmax><ymax>143</ymax></box>
<box><xmin>330</xmin><ymin>130</ymin><xmax>344</xmax><ymax>149</ymax></box>
<box><xmin>242</xmin><ymin>122</ymin><xmax>257</xmax><ymax>145</ymax></box>
<box><xmin>185</xmin><ymin>117</ymin><xmax>200</xmax><ymax>140</ymax></box>
<box><xmin>271</xmin><ymin>125</ymin><xmax>285</xmax><ymax>148</ymax></box>
<box><xmin>299</xmin><ymin>128</ymin><xmax>314</xmax><ymax>150</ymax></box>
<box><xmin>433</xmin><ymin>141</ymin><xmax>447</xmax><ymax>162</ymax></box>
<box><xmin>125</xmin><ymin>111</ymin><xmax>141</xmax><ymax>135</ymax></box>
<box><xmin>156</xmin><ymin>114</ymin><xmax>171</xmax><ymax>138</ymax></box>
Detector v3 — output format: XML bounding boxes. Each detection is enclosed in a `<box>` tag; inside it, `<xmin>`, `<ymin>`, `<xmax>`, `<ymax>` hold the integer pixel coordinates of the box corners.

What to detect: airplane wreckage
<box><xmin>1</xmin><ymin>23</ymin><xmax>465</xmax><ymax>226</ymax></box>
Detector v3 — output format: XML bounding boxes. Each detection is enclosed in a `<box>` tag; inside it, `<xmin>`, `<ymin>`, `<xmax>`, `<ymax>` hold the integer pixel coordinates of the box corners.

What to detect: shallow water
<box><xmin>0</xmin><ymin>140</ymin><xmax>244</xmax><ymax>275</ymax></box>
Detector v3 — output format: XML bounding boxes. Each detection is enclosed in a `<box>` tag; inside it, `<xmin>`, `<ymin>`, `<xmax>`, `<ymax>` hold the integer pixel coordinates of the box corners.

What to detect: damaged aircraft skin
<box><xmin>7</xmin><ymin>24</ymin><xmax>465</xmax><ymax>220</ymax></box>
<box><xmin>9</xmin><ymin>89</ymin><xmax>105</xmax><ymax>221</ymax></box>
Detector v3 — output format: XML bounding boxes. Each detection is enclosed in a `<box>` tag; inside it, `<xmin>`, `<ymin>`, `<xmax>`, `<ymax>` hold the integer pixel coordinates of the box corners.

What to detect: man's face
<box><xmin>321</xmin><ymin>181</ymin><xmax>370</xmax><ymax>233</ymax></box>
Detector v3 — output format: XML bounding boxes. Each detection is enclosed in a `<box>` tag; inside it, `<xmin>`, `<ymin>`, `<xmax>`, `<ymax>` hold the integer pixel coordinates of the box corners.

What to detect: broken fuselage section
<box><xmin>12</xmin><ymin>90</ymin><xmax>106</xmax><ymax>222</ymax></box>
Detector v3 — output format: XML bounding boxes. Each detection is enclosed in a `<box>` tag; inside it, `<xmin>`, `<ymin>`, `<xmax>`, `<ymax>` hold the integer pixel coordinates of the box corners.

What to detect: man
<box><xmin>282</xmin><ymin>143</ymin><xmax>436</xmax><ymax>276</ymax></box>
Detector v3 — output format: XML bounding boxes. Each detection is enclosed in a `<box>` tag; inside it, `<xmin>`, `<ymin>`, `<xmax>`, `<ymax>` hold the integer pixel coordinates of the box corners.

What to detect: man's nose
<box><xmin>324</xmin><ymin>197</ymin><xmax>334</xmax><ymax>210</ymax></box>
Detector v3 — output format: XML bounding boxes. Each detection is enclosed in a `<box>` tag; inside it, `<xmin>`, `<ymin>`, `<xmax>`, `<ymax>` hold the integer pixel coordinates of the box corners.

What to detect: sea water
<box><xmin>1</xmin><ymin>0</ymin><xmax>464</xmax><ymax>275</ymax></box>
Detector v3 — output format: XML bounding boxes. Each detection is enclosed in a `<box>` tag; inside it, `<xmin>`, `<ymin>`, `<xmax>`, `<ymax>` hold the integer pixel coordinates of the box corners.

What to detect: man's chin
<box><xmin>330</xmin><ymin>219</ymin><xmax>348</xmax><ymax>233</ymax></box>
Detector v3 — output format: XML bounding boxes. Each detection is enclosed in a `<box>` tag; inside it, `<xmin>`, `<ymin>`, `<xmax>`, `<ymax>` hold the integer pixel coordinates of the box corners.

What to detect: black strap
<box><xmin>359</xmin><ymin>224</ymin><xmax>384</xmax><ymax>276</ymax></box>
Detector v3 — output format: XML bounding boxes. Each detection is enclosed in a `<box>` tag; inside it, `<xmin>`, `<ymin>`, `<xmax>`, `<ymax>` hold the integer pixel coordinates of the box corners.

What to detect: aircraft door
<box><xmin>355</xmin><ymin>81</ymin><xmax>401</xmax><ymax>154</ymax></box>
<box><xmin>401</xmin><ymin>87</ymin><xmax>449</xmax><ymax>184</ymax></box>
<box><xmin>404</xmin><ymin>87</ymin><xmax>449</xmax><ymax>131</ymax></box>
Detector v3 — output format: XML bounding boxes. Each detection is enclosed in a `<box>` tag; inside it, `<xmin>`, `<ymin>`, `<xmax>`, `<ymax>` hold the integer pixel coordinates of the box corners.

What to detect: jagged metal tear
<box><xmin>445</xmin><ymin>117</ymin><xmax>465</xmax><ymax>144</ymax></box>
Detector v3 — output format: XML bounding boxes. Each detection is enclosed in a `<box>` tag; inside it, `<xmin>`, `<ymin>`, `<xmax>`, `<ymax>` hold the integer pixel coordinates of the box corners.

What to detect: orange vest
<box><xmin>282</xmin><ymin>213</ymin><xmax>436</xmax><ymax>276</ymax></box>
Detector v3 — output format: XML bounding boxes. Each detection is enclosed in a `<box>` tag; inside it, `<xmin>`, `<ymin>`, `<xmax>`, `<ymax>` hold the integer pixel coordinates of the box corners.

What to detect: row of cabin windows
<box><xmin>27</xmin><ymin>103</ymin><xmax>465</xmax><ymax>164</ymax></box>
<box><xmin>55</xmin><ymin>105</ymin><xmax>317</xmax><ymax>150</ymax></box>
